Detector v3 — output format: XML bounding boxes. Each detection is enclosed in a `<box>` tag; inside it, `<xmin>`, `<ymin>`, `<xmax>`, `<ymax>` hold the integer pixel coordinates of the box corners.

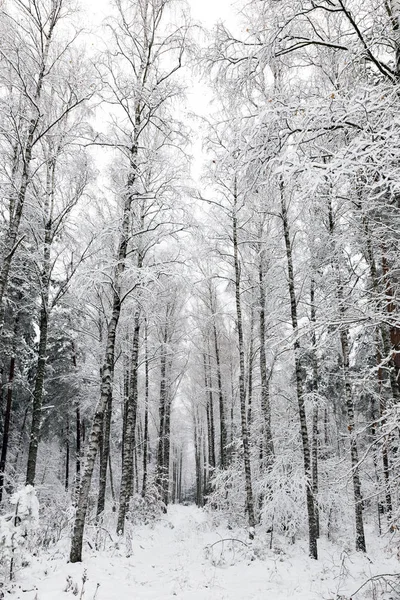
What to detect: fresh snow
<box><xmin>6</xmin><ymin>505</ymin><xmax>399</xmax><ymax>600</ymax></box>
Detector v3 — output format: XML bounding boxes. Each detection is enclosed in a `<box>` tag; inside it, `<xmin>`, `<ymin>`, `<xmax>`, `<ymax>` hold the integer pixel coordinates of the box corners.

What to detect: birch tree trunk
<box><xmin>194</xmin><ymin>411</ymin><xmax>203</xmax><ymax>507</ymax></box>
<box><xmin>96</xmin><ymin>384</ymin><xmax>112</xmax><ymax>518</ymax></box>
<box><xmin>142</xmin><ymin>319</ymin><xmax>149</xmax><ymax>497</ymax></box>
<box><xmin>162</xmin><ymin>378</ymin><xmax>172</xmax><ymax>507</ymax></box>
<box><xmin>70</xmin><ymin>168</ymin><xmax>134</xmax><ymax>561</ymax></box>
<box><xmin>204</xmin><ymin>350</ymin><xmax>216</xmax><ymax>472</ymax></box>
<box><xmin>156</xmin><ymin>319</ymin><xmax>169</xmax><ymax>508</ymax></box>
<box><xmin>258</xmin><ymin>246</ymin><xmax>274</xmax><ymax>464</ymax></box>
<box><xmin>363</xmin><ymin>217</ymin><xmax>395</xmax><ymax>522</ymax></box>
<box><xmin>211</xmin><ymin>313</ymin><xmax>227</xmax><ymax>469</ymax></box>
<box><xmin>388</xmin><ymin>0</ymin><xmax>400</xmax><ymax>75</ymax></box>
<box><xmin>207</xmin><ymin>352</ymin><xmax>216</xmax><ymax>470</ymax></box>
<box><xmin>0</xmin><ymin>309</ymin><xmax>19</xmax><ymax>502</ymax></box>
<box><xmin>0</xmin><ymin>1</ymin><xmax>71</xmax><ymax>328</ymax></box>
<box><xmin>280</xmin><ymin>182</ymin><xmax>318</xmax><ymax>559</ymax></box>
<box><xmin>25</xmin><ymin>251</ymin><xmax>50</xmax><ymax>486</ymax></box>
<box><xmin>339</xmin><ymin>316</ymin><xmax>367</xmax><ymax>552</ymax></box>
<box><xmin>65</xmin><ymin>416</ymin><xmax>70</xmax><ymax>492</ymax></box>
<box><xmin>117</xmin><ymin>310</ymin><xmax>141</xmax><ymax>533</ymax></box>
<box><xmin>310</xmin><ymin>278</ymin><xmax>320</xmax><ymax>538</ymax></box>
<box><xmin>328</xmin><ymin>198</ymin><xmax>366</xmax><ymax>553</ymax></box>
<box><xmin>247</xmin><ymin>309</ymin><xmax>255</xmax><ymax>431</ymax></box>
<box><xmin>71</xmin><ymin>345</ymin><xmax>81</xmax><ymax>498</ymax></box>
<box><xmin>232</xmin><ymin>180</ymin><xmax>256</xmax><ymax>537</ymax></box>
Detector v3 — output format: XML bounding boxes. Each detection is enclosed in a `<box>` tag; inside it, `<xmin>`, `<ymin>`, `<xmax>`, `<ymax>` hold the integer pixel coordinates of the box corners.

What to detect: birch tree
<box><xmin>70</xmin><ymin>0</ymin><xmax>191</xmax><ymax>561</ymax></box>
<box><xmin>0</xmin><ymin>0</ymin><xmax>91</xmax><ymax>329</ymax></box>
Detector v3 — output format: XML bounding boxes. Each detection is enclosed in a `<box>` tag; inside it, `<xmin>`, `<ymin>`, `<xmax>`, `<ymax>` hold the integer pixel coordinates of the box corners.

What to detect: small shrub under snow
<box><xmin>0</xmin><ymin>485</ymin><xmax>39</xmax><ymax>582</ymax></box>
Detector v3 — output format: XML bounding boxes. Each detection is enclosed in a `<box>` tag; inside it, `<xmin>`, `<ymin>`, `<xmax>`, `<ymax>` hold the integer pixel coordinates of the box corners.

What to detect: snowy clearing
<box><xmin>8</xmin><ymin>506</ymin><xmax>400</xmax><ymax>600</ymax></box>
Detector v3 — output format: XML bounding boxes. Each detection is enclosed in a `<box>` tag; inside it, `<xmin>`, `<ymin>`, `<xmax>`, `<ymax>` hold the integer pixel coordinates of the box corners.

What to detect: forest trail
<box><xmin>14</xmin><ymin>505</ymin><xmax>397</xmax><ymax>600</ymax></box>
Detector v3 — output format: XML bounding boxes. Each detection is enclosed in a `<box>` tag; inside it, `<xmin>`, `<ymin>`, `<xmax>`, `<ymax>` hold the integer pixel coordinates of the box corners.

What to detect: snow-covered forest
<box><xmin>0</xmin><ymin>0</ymin><xmax>399</xmax><ymax>598</ymax></box>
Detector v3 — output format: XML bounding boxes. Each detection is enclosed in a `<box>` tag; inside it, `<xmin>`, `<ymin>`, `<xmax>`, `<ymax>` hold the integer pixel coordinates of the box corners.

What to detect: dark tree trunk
<box><xmin>65</xmin><ymin>416</ymin><xmax>70</xmax><ymax>492</ymax></box>
<box><xmin>206</xmin><ymin>351</ymin><xmax>216</xmax><ymax>469</ymax></box>
<box><xmin>328</xmin><ymin>198</ymin><xmax>366</xmax><ymax>553</ymax></box>
<box><xmin>203</xmin><ymin>436</ymin><xmax>208</xmax><ymax>499</ymax></box>
<box><xmin>70</xmin><ymin>159</ymin><xmax>135</xmax><ymax>561</ymax></box>
<box><xmin>0</xmin><ymin>306</ymin><xmax>20</xmax><ymax>502</ymax></box>
<box><xmin>247</xmin><ymin>308</ymin><xmax>255</xmax><ymax>432</ymax></box>
<box><xmin>162</xmin><ymin>387</ymin><xmax>172</xmax><ymax>507</ymax></box>
<box><xmin>71</xmin><ymin>345</ymin><xmax>81</xmax><ymax>496</ymax></box>
<box><xmin>70</xmin><ymin>291</ymin><xmax>123</xmax><ymax>562</ymax></box>
<box><xmin>212</xmin><ymin>319</ymin><xmax>227</xmax><ymax>469</ymax></box>
<box><xmin>0</xmin><ymin>355</ymin><xmax>16</xmax><ymax>503</ymax></box>
<box><xmin>142</xmin><ymin>319</ymin><xmax>149</xmax><ymax>497</ymax></box>
<box><xmin>96</xmin><ymin>384</ymin><xmax>112</xmax><ymax>518</ymax></box>
<box><xmin>281</xmin><ymin>182</ymin><xmax>318</xmax><ymax>559</ymax></box>
<box><xmin>0</xmin><ymin>5</ymin><xmax>59</xmax><ymax>331</ymax></box>
<box><xmin>117</xmin><ymin>311</ymin><xmax>141</xmax><ymax>533</ymax></box>
<box><xmin>258</xmin><ymin>248</ymin><xmax>274</xmax><ymax>464</ymax></box>
<box><xmin>156</xmin><ymin>318</ymin><xmax>169</xmax><ymax>508</ymax></box>
<box><xmin>310</xmin><ymin>278</ymin><xmax>320</xmax><ymax>538</ymax></box>
<box><xmin>26</xmin><ymin>158</ymin><xmax>55</xmax><ymax>487</ymax></box>
<box><xmin>364</xmin><ymin>227</ymin><xmax>394</xmax><ymax>523</ymax></box>
<box><xmin>194</xmin><ymin>413</ymin><xmax>203</xmax><ymax>507</ymax></box>
<box><xmin>204</xmin><ymin>351</ymin><xmax>216</xmax><ymax>478</ymax></box>
<box><xmin>232</xmin><ymin>180</ymin><xmax>256</xmax><ymax>537</ymax></box>
<box><xmin>178</xmin><ymin>448</ymin><xmax>183</xmax><ymax>502</ymax></box>
<box><xmin>26</xmin><ymin>303</ymin><xmax>49</xmax><ymax>486</ymax></box>
<box><xmin>12</xmin><ymin>404</ymin><xmax>29</xmax><ymax>477</ymax></box>
<box><xmin>340</xmin><ymin>324</ymin><xmax>367</xmax><ymax>552</ymax></box>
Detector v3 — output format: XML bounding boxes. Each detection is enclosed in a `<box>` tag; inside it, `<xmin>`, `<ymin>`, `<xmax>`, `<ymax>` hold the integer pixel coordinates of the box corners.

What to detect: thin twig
<box><xmin>352</xmin><ymin>573</ymin><xmax>400</xmax><ymax>597</ymax></box>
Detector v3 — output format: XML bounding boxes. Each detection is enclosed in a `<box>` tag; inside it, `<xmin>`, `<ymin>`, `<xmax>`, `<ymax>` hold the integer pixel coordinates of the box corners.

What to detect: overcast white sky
<box><xmin>79</xmin><ymin>0</ymin><xmax>239</xmax><ymax>180</ymax></box>
<box><xmin>82</xmin><ymin>0</ymin><xmax>235</xmax><ymax>28</ymax></box>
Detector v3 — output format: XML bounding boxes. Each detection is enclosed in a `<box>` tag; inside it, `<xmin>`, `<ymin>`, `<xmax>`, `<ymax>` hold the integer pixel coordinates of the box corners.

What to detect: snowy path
<box><xmin>13</xmin><ymin>505</ymin><xmax>399</xmax><ymax>600</ymax></box>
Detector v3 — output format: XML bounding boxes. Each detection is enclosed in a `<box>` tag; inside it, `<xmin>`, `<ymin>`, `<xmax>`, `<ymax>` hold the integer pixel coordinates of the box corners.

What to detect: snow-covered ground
<box><xmin>8</xmin><ymin>506</ymin><xmax>400</xmax><ymax>600</ymax></box>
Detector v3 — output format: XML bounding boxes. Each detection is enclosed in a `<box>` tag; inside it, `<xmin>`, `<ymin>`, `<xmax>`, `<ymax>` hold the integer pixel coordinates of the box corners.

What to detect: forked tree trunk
<box><xmin>70</xmin><ymin>170</ymin><xmax>134</xmax><ymax>561</ymax></box>
<box><xmin>281</xmin><ymin>182</ymin><xmax>318</xmax><ymax>559</ymax></box>
<box><xmin>70</xmin><ymin>289</ymin><xmax>123</xmax><ymax>561</ymax></box>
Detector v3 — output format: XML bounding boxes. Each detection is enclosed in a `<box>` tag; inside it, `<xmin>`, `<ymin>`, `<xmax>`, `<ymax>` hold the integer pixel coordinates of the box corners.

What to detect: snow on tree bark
<box><xmin>280</xmin><ymin>181</ymin><xmax>318</xmax><ymax>560</ymax></box>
